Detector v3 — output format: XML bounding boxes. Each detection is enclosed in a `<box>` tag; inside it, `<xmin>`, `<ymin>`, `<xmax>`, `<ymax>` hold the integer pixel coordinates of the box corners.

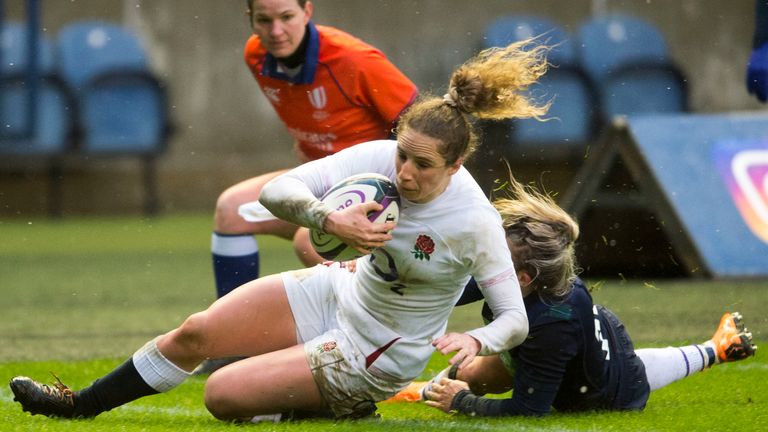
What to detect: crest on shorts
<box><xmin>411</xmin><ymin>234</ymin><xmax>435</xmax><ymax>261</ymax></box>
<box><xmin>316</xmin><ymin>341</ymin><xmax>337</xmax><ymax>353</ymax></box>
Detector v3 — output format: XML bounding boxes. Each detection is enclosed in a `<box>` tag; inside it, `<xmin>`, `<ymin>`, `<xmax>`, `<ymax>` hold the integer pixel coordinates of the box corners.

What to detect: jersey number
<box><xmin>592</xmin><ymin>306</ymin><xmax>610</xmax><ymax>360</ymax></box>
<box><xmin>369</xmin><ymin>249</ymin><xmax>405</xmax><ymax>295</ymax></box>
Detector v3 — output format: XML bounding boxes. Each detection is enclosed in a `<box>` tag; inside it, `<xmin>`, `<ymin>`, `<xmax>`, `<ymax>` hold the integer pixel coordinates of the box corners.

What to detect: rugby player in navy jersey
<box><xmin>393</xmin><ymin>178</ymin><xmax>757</xmax><ymax>416</ymax></box>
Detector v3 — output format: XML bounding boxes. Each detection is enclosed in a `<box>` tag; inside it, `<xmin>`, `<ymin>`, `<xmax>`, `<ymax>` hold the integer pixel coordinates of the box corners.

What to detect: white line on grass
<box><xmin>116</xmin><ymin>404</ymin><xmax>210</xmax><ymax>418</ymax></box>
<box><xmin>724</xmin><ymin>362</ymin><xmax>768</xmax><ymax>371</ymax></box>
<box><xmin>366</xmin><ymin>419</ymin><xmax>591</xmax><ymax>432</ymax></box>
<box><xmin>0</xmin><ymin>390</ymin><xmax>15</xmax><ymax>405</ymax></box>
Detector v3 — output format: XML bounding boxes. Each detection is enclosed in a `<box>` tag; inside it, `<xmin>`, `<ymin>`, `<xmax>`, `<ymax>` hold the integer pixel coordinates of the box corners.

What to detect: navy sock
<box><xmin>211</xmin><ymin>233</ymin><xmax>260</xmax><ymax>298</ymax></box>
<box><xmin>73</xmin><ymin>358</ymin><xmax>158</xmax><ymax>418</ymax></box>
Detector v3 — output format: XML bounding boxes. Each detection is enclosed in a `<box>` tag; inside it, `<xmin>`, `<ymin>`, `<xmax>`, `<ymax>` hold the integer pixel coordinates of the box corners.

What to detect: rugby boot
<box><xmin>709</xmin><ymin>312</ymin><xmax>757</xmax><ymax>363</ymax></box>
<box><xmin>10</xmin><ymin>374</ymin><xmax>76</xmax><ymax>418</ymax></box>
<box><xmin>386</xmin><ymin>381</ymin><xmax>427</xmax><ymax>402</ymax></box>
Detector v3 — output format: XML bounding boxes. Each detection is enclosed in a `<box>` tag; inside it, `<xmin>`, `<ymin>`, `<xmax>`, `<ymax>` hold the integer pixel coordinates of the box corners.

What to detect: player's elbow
<box><xmin>506</xmin><ymin>312</ymin><xmax>529</xmax><ymax>349</ymax></box>
<box><xmin>258</xmin><ymin>180</ymin><xmax>279</xmax><ymax>212</ymax></box>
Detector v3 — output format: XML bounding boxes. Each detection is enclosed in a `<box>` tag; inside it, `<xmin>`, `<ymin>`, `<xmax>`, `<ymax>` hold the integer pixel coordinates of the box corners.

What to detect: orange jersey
<box><xmin>245</xmin><ymin>22</ymin><xmax>417</xmax><ymax>160</ymax></box>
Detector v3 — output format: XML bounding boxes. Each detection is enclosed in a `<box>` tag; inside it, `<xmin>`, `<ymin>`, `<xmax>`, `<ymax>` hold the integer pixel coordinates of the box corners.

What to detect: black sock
<box><xmin>73</xmin><ymin>358</ymin><xmax>158</xmax><ymax>417</ymax></box>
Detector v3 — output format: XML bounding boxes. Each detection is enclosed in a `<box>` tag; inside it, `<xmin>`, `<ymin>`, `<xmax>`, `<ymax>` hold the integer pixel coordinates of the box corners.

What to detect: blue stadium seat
<box><xmin>482</xmin><ymin>16</ymin><xmax>598</xmax><ymax>161</ymax></box>
<box><xmin>576</xmin><ymin>14</ymin><xmax>687</xmax><ymax>121</ymax></box>
<box><xmin>56</xmin><ymin>20</ymin><xmax>169</xmax><ymax>155</ymax></box>
<box><xmin>484</xmin><ymin>15</ymin><xmax>577</xmax><ymax>66</ymax></box>
<box><xmin>56</xmin><ymin>20</ymin><xmax>171</xmax><ymax>214</ymax></box>
<box><xmin>0</xmin><ymin>22</ymin><xmax>74</xmax><ymax>155</ymax></box>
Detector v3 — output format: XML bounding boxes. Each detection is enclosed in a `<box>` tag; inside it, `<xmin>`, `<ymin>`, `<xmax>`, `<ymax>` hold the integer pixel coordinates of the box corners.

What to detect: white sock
<box><xmin>211</xmin><ymin>232</ymin><xmax>259</xmax><ymax>256</ymax></box>
<box><xmin>250</xmin><ymin>413</ymin><xmax>282</xmax><ymax>423</ymax></box>
<box><xmin>132</xmin><ymin>337</ymin><xmax>192</xmax><ymax>392</ymax></box>
<box><xmin>636</xmin><ymin>344</ymin><xmax>714</xmax><ymax>391</ymax></box>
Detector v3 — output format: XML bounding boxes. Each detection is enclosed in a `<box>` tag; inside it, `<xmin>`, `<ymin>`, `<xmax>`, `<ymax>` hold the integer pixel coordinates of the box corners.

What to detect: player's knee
<box><xmin>214</xmin><ymin>191</ymin><xmax>246</xmax><ymax>233</ymax></box>
<box><xmin>204</xmin><ymin>375</ymin><xmax>241</xmax><ymax>420</ymax></box>
<box><xmin>203</xmin><ymin>379</ymin><xmax>229</xmax><ymax>419</ymax></box>
<box><xmin>173</xmin><ymin>312</ymin><xmax>214</xmax><ymax>356</ymax></box>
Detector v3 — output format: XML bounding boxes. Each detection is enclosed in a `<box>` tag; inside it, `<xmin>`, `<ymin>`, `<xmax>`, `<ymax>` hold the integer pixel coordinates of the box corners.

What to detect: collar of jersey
<box><xmin>261</xmin><ymin>21</ymin><xmax>319</xmax><ymax>85</ymax></box>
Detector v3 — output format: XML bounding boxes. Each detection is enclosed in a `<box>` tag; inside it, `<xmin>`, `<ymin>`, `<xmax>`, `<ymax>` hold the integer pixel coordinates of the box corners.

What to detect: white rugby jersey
<box><xmin>261</xmin><ymin>140</ymin><xmax>527</xmax><ymax>381</ymax></box>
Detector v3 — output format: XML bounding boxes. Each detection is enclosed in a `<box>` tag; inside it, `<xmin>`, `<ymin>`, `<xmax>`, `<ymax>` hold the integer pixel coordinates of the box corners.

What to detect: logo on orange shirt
<box><xmin>308</xmin><ymin>86</ymin><xmax>327</xmax><ymax>109</ymax></box>
<box><xmin>263</xmin><ymin>87</ymin><xmax>281</xmax><ymax>104</ymax></box>
<box><xmin>309</xmin><ymin>86</ymin><xmax>329</xmax><ymax>120</ymax></box>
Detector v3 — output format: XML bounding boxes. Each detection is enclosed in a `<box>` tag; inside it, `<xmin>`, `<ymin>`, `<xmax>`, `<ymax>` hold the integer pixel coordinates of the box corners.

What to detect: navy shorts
<box><xmin>597</xmin><ymin>305</ymin><xmax>651</xmax><ymax>410</ymax></box>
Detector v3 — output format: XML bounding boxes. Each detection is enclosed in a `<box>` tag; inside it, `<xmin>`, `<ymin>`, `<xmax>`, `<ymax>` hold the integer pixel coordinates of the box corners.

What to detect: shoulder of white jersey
<box><xmin>450</xmin><ymin>167</ymin><xmax>494</xmax><ymax>204</ymax></box>
<box><xmin>321</xmin><ymin>140</ymin><xmax>397</xmax><ymax>183</ymax></box>
<box><xmin>444</xmin><ymin>169</ymin><xmax>504</xmax><ymax>227</ymax></box>
<box><xmin>336</xmin><ymin>140</ymin><xmax>397</xmax><ymax>161</ymax></box>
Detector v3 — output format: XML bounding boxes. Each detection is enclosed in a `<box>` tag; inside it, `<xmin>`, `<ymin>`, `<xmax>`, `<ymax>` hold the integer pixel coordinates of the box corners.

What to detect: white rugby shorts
<box><xmin>281</xmin><ymin>264</ymin><xmax>409</xmax><ymax>417</ymax></box>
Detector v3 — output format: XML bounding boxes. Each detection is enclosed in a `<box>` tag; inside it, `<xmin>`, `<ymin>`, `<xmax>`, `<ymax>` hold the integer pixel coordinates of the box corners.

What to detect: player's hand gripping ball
<box><xmin>311</xmin><ymin>173</ymin><xmax>400</xmax><ymax>261</ymax></box>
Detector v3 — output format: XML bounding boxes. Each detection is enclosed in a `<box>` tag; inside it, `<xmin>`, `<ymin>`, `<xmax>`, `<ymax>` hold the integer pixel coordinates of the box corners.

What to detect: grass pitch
<box><xmin>1</xmin><ymin>214</ymin><xmax>767</xmax><ymax>431</ymax></box>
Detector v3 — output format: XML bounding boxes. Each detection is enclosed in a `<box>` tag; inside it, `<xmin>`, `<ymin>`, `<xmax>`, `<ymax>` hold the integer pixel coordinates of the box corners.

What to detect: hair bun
<box><xmin>448</xmin><ymin>71</ymin><xmax>485</xmax><ymax>113</ymax></box>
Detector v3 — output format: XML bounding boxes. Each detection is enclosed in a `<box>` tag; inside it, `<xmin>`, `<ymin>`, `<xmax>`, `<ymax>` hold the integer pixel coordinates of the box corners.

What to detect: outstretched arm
<box><xmin>427</xmin><ymin>320</ymin><xmax>581</xmax><ymax>417</ymax></box>
<box><xmin>425</xmin><ymin>378</ymin><xmax>517</xmax><ymax>416</ymax></box>
<box><xmin>465</xmin><ymin>276</ymin><xmax>528</xmax><ymax>356</ymax></box>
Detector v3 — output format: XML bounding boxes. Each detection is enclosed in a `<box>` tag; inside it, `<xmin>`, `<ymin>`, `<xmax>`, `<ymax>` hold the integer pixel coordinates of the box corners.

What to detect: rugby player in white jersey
<box><xmin>10</xmin><ymin>40</ymin><xmax>551</xmax><ymax>422</ymax></box>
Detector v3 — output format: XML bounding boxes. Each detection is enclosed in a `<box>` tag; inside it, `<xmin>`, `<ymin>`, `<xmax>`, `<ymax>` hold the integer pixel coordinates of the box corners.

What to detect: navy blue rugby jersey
<box><xmin>456</xmin><ymin>278</ymin><xmax>617</xmax><ymax>416</ymax></box>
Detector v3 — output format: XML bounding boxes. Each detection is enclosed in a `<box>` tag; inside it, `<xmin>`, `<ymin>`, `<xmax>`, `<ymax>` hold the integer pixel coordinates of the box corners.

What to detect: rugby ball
<box><xmin>310</xmin><ymin>173</ymin><xmax>400</xmax><ymax>261</ymax></box>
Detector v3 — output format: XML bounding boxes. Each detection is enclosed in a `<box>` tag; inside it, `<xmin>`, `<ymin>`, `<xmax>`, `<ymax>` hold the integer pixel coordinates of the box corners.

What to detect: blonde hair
<box><xmin>493</xmin><ymin>177</ymin><xmax>580</xmax><ymax>299</ymax></box>
<box><xmin>396</xmin><ymin>39</ymin><xmax>551</xmax><ymax>165</ymax></box>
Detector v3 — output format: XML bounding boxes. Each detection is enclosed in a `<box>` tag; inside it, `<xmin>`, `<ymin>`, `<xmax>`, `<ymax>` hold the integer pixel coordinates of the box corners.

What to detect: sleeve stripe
<box><xmin>477</xmin><ymin>267</ymin><xmax>517</xmax><ymax>289</ymax></box>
